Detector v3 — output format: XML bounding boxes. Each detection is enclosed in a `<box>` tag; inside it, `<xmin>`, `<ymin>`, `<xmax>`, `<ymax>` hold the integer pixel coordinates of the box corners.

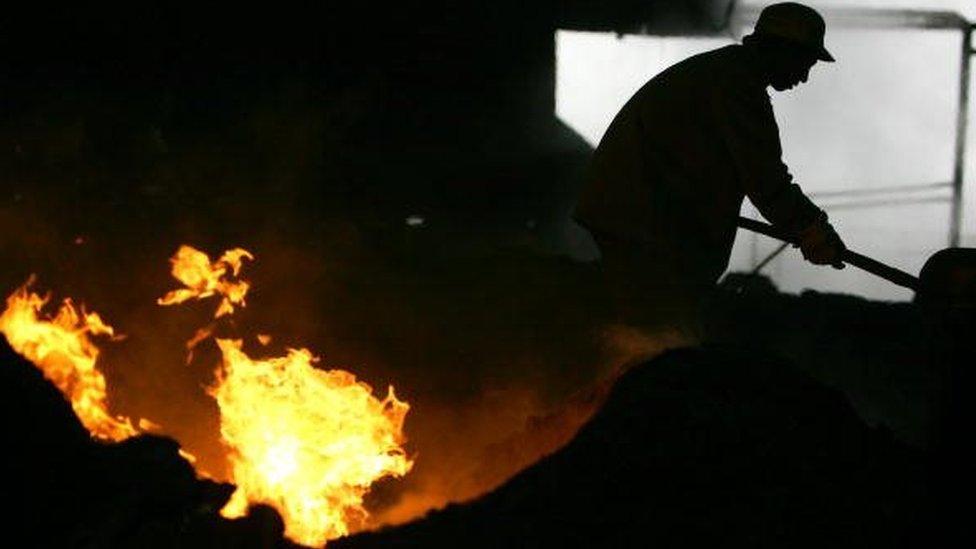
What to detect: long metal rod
<box><xmin>750</xmin><ymin>242</ymin><xmax>790</xmax><ymax>274</ymax></box>
<box><xmin>820</xmin><ymin>196</ymin><xmax>951</xmax><ymax>211</ymax></box>
<box><xmin>808</xmin><ymin>181</ymin><xmax>950</xmax><ymax>199</ymax></box>
<box><xmin>950</xmin><ymin>26</ymin><xmax>973</xmax><ymax>247</ymax></box>
<box><xmin>737</xmin><ymin>217</ymin><xmax>920</xmax><ymax>291</ymax></box>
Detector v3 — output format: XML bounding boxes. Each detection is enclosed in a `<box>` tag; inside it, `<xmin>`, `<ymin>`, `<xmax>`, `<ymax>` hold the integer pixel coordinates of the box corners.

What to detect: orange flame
<box><xmin>157</xmin><ymin>245</ymin><xmax>254</xmax><ymax>318</ymax></box>
<box><xmin>0</xmin><ymin>280</ymin><xmax>139</xmax><ymax>441</ymax></box>
<box><xmin>211</xmin><ymin>339</ymin><xmax>413</xmax><ymax>546</ymax></box>
<box><xmin>184</xmin><ymin>325</ymin><xmax>215</xmax><ymax>365</ymax></box>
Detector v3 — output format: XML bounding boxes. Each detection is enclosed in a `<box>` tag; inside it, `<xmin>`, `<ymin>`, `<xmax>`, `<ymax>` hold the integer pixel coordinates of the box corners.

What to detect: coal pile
<box><xmin>0</xmin><ymin>336</ymin><xmax>296</xmax><ymax>549</ymax></box>
<box><xmin>705</xmin><ymin>273</ymin><xmax>941</xmax><ymax>447</ymax></box>
<box><xmin>335</xmin><ymin>346</ymin><xmax>927</xmax><ymax>549</ymax></box>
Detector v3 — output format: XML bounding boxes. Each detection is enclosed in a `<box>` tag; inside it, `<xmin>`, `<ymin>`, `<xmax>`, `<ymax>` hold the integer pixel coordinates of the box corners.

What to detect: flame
<box><xmin>3</xmin><ymin>245</ymin><xmax>413</xmax><ymax>546</ymax></box>
<box><xmin>184</xmin><ymin>325</ymin><xmax>215</xmax><ymax>365</ymax></box>
<box><xmin>0</xmin><ymin>280</ymin><xmax>139</xmax><ymax>441</ymax></box>
<box><xmin>157</xmin><ymin>245</ymin><xmax>254</xmax><ymax>318</ymax></box>
<box><xmin>211</xmin><ymin>339</ymin><xmax>413</xmax><ymax>546</ymax></box>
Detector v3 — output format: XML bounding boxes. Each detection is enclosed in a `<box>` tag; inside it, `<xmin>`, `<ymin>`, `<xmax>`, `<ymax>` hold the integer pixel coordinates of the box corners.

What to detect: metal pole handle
<box><xmin>736</xmin><ymin>216</ymin><xmax>920</xmax><ymax>291</ymax></box>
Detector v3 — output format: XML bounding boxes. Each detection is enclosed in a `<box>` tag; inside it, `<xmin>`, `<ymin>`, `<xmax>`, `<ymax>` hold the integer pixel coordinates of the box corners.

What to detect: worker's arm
<box><xmin>713</xmin><ymin>83</ymin><xmax>845</xmax><ymax>267</ymax></box>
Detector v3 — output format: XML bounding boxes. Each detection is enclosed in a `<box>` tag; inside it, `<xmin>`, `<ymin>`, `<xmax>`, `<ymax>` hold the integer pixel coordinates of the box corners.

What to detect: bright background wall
<box><xmin>557</xmin><ymin>0</ymin><xmax>975</xmax><ymax>301</ymax></box>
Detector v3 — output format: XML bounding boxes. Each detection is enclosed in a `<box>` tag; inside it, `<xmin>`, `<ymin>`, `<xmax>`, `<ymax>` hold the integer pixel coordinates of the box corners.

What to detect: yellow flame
<box><xmin>0</xmin><ymin>280</ymin><xmax>139</xmax><ymax>441</ymax></box>
<box><xmin>211</xmin><ymin>339</ymin><xmax>413</xmax><ymax>546</ymax></box>
<box><xmin>157</xmin><ymin>246</ymin><xmax>254</xmax><ymax>318</ymax></box>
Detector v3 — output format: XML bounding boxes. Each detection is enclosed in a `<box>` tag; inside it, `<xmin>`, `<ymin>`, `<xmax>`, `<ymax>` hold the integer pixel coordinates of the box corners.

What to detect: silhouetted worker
<box><xmin>574</xmin><ymin>2</ymin><xmax>846</xmax><ymax>334</ymax></box>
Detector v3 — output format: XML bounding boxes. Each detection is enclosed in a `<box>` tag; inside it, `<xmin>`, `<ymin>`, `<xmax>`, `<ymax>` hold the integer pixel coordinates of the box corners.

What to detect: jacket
<box><xmin>573</xmin><ymin>44</ymin><xmax>823</xmax><ymax>284</ymax></box>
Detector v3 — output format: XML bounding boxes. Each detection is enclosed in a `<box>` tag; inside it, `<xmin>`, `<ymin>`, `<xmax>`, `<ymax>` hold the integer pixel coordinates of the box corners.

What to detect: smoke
<box><xmin>364</xmin><ymin>370</ymin><xmax>607</xmax><ymax>527</ymax></box>
<box><xmin>361</xmin><ymin>323</ymin><xmax>691</xmax><ymax>527</ymax></box>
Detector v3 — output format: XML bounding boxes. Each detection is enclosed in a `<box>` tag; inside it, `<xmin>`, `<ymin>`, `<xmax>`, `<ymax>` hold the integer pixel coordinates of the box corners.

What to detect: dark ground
<box><xmin>3</xmin><ymin>274</ymin><xmax>963</xmax><ymax>548</ymax></box>
<box><xmin>0</xmin><ymin>334</ymin><xmax>303</xmax><ymax>548</ymax></box>
<box><xmin>334</xmin><ymin>345</ymin><xmax>928</xmax><ymax>549</ymax></box>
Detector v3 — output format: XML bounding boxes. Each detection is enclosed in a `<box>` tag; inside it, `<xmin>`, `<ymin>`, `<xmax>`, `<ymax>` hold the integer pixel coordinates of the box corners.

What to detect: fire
<box><xmin>0</xmin><ymin>280</ymin><xmax>139</xmax><ymax>441</ymax></box>
<box><xmin>157</xmin><ymin>245</ymin><xmax>254</xmax><ymax>318</ymax></box>
<box><xmin>184</xmin><ymin>325</ymin><xmax>215</xmax><ymax>365</ymax></box>
<box><xmin>158</xmin><ymin>244</ymin><xmax>414</xmax><ymax>544</ymax></box>
<box><xmin>3</xmin><ymin>244</ymin><xmax>414</xmax><ymax>545</ymax></box>
<box><xmin>211</xmin><ymin>339</ymin><xmax>413</xmax><ymax>546</ymax></box>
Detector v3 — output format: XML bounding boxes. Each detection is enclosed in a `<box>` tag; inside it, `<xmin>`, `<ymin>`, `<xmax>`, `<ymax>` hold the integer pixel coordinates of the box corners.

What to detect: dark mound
<box><xmin>706</xmin><ymin>273</ymin><xmax>939</xmax><ymax>447</ymax></box>
<box><xmin>0</xmin><ymin>336</ymin><xmax>295</xmax><ymax>548</ymax></box>
<box><xmin>336</xmin><ymin>346</ymin><xmax>927</xmax><ymax>548</ymax></box>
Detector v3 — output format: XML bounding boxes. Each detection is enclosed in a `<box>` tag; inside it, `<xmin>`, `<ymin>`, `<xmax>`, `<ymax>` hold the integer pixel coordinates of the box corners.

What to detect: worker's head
<box><xmin>743</xmin><ymin>2</ymin><xmax>834</xmax><ymax>91</ymax></box>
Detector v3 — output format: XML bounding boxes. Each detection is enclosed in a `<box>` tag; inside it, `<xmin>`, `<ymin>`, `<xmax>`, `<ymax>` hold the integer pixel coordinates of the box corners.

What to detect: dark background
<box><xmin>0</xmin><ymin>0</ymin><xmax>752</xmax><ymax>523</ymax></box>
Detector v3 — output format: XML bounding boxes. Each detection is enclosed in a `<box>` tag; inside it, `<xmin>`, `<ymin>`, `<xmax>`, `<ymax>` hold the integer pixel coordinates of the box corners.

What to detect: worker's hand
<box><xmin>797</xmin><ymin>218</ymin><xmax>846</xmax><ymax>269</ymax></box>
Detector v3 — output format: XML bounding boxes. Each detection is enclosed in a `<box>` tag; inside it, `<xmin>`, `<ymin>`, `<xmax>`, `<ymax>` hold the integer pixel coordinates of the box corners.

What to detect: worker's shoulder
<box><xmin>669</xmin><ymin>44</ymin><xmax>752</xmax><ymax>82</ymax></box>
<box><xmin>661</xmin><ymin>45</ymin><xmax>768</xmax><ymax>105</ymax></box>
<box><xmin>685</xmin><ymin>43</ymin><xmax>740</xmax><ymax>65</ymax></box>
<box><xmin>616</xmin><ymin>45</ymin><xmax>760</xmax><ymax>118</ymax></box>
<box><xmin>632</xmin><ymin>45</ymin><xmax>745</xmax><ymax>96</ymax></box>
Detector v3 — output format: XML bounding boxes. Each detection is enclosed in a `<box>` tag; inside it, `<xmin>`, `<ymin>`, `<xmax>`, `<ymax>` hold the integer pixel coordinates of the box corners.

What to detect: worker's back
<box><xmin>575</xmin><ymin>44</ymin><xmax>771</xmax><ymax>284</ymax></box>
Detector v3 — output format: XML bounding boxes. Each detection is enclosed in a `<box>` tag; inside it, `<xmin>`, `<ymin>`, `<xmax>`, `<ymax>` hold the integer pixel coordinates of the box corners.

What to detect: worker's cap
<box><xmin>753</xmin><ymin>2</ymin><xmax>835</xmax><ymax>62</ymax></box>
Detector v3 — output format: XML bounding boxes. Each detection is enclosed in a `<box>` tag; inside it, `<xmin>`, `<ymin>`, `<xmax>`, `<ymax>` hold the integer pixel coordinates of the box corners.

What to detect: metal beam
<box><xmin>950</xmin><ymin>25</ymin><xmax>973</xmax><ymax>246</ymax></box>
<box><xmin>808</xmin><ymin>182</ymin><xmax>951</xmax><ymax>199</ymax></box>
<box><xmin>731</xmin><ymin>6</ymin><xmax>970</xmax><ymax>32</ymax></box>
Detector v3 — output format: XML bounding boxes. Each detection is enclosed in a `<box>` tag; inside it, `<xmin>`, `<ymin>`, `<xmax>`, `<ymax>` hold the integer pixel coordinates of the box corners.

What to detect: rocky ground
<box><xmin>3</xmin><ymin>274</ymin><xmax>959</xmax><ymax>548</ymax></box>
<box><xmin>0</xmin><ymin>336</ymin><xmax>300</xmax><ymax>548</ymax></box>
<box><xmin>334</xmin><ymin>344</ymin><xmax>929</xmax><ymax>549</ymax></box>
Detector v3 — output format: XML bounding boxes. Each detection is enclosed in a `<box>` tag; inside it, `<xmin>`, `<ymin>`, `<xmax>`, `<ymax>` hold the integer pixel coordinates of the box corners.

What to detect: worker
<box><xmin>574</xmin><ymin>2</ymin><xmax>846</xmax><ymax>335</ymax></box>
